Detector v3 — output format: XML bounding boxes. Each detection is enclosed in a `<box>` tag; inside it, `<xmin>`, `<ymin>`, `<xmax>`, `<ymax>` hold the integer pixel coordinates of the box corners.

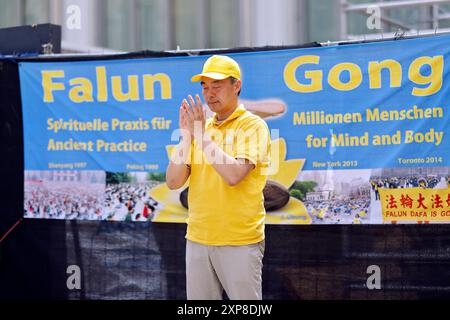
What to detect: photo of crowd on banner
<box><xmin>23</xmin><ymin>166</ymin><xmax>450</xmax><ymax>224</ymax></box>
<box><xmin>297</xmin><ymin>169</ymin><xmax>371</xmax><ymax>225</ymax></box>
<box><xmin>103</xmin><ymin>181</ymin><xmax>159</xmax><ymax>221</ymax></box>
<box><xmin>24</xmin><ymin>170</ymin><xmax>161</xmax><ymax>221</ymax></box>
<box><xmin>293</xmin><ymin>167</ymin><xmax>450</xmax><ymax>225</ymax></box>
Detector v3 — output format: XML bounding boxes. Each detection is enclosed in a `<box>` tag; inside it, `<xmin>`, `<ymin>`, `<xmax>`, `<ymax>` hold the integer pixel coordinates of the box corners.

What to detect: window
<box><xmin>103</xmin><ymin>0</ymin><xmax>132</xmax><ymax>50</ymax></box>
<box><xmin>24</xmin><ymin>0</ymin><xmax>50</xmax><ymax>25</ymax></box>
<box><xmin>173</xmin><ymin>0</ymin><xmax>203</xmax><ymax>49</ymax></box>
<box><xmin>138</xmin><ymin>0</ymin><xmax>167</xmax><ymax>50</ymax></box>
<box><xmin>306</xmin><ymin>0</ymin><xmax>340</xmax><ymax>42</ymax></box>
<box><xmin>0</xmin><ymin>0</ymin><xmax>19</xmax><ymax>27</ymax></box>
<box><xmin>208</xmin><ymin>0</ymin><xmax>238</xmax><ymax>49</ymax></box>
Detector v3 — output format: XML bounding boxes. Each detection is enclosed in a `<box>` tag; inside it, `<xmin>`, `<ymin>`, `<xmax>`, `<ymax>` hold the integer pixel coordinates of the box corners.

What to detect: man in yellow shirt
<box><xmin>166</xmin><ymin>55</ymin><xmax>271</xmax><ymax>300</ymax></box>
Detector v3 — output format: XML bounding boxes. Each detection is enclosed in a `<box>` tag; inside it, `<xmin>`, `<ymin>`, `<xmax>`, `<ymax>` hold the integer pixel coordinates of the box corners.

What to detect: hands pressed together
<box><xmin>179</xmin><ymin>94</ymin><xmax>206</xmax><ymax>140</ymax></box>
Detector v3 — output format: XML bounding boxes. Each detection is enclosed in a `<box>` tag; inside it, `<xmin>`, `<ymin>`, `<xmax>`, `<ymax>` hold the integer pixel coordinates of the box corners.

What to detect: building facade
<box><xmin>2</xmin><ymin>0</ymin><xmax>450</xmax><ymax>53</ymax></box>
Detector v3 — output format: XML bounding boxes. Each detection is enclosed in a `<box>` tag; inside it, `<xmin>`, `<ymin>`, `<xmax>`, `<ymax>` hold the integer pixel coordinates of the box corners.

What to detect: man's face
<box><xmin>200</xmin><ymin>77</ymin><xmax>241</xmax><ymax>113</ymax></box>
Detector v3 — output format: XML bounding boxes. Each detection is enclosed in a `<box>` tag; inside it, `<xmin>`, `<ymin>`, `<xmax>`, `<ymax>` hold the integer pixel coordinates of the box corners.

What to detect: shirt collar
<box><xmin>211</xmin><ymin>104</ymin><xmax>246</xmax><ymax>127</ymax></box>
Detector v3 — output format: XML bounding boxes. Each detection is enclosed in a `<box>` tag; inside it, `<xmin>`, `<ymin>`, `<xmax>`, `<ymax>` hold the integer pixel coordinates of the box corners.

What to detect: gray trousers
<box><xmin>186</xmin><ymin>239</ymin><xmax>265</xmax><ymax>300</ymax></box>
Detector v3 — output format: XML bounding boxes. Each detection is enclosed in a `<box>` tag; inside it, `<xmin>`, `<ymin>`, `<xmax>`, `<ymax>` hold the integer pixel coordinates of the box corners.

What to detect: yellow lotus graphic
<box><xmin>149</xmin><ymin>138</ymin><xmax>311</xmax><ymax>224</ymax></box>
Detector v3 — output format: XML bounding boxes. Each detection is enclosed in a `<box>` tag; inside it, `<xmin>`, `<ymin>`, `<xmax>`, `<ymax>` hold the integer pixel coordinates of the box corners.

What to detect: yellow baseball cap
<box><xmin>191</xmin><ymin>55</ymin><xmax>241</xmax><ymax>82</ymax></box>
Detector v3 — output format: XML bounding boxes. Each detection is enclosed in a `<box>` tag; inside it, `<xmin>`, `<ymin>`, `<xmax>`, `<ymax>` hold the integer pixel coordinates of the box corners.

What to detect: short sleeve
<box><xmin>234</xmin><ymin>118</ymin><xmax>271</xmax><ymax>168</ymax></box>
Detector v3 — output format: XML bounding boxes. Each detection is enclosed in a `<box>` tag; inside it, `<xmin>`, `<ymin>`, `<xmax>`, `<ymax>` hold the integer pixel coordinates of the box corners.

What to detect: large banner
<box><xmin>19</xmin><ymin>34</ymin><xmax>450</xmax><ymax>224</ymax></box>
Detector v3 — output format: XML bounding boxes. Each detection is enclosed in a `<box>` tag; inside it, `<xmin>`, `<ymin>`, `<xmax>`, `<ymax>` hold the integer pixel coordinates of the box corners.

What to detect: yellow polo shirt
<box><xmin>187</xmin><ymin>104</ymin><xmax>271</xmax><ymax>246</ymax></box>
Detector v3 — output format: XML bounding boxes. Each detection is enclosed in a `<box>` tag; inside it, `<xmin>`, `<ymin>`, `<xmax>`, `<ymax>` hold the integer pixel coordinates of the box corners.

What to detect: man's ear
<box><xmin>234</xmin><ymin>79</ymin><xmax>242</xmax><ymax>95</ymax></box>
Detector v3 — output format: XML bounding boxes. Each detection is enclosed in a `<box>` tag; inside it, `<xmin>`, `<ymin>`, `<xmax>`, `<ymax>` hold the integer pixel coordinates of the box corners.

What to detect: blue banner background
<box><xmin>19</xmin><ymin>34</ymin><xmax>450</xmax><ymax>172</ymax></box>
